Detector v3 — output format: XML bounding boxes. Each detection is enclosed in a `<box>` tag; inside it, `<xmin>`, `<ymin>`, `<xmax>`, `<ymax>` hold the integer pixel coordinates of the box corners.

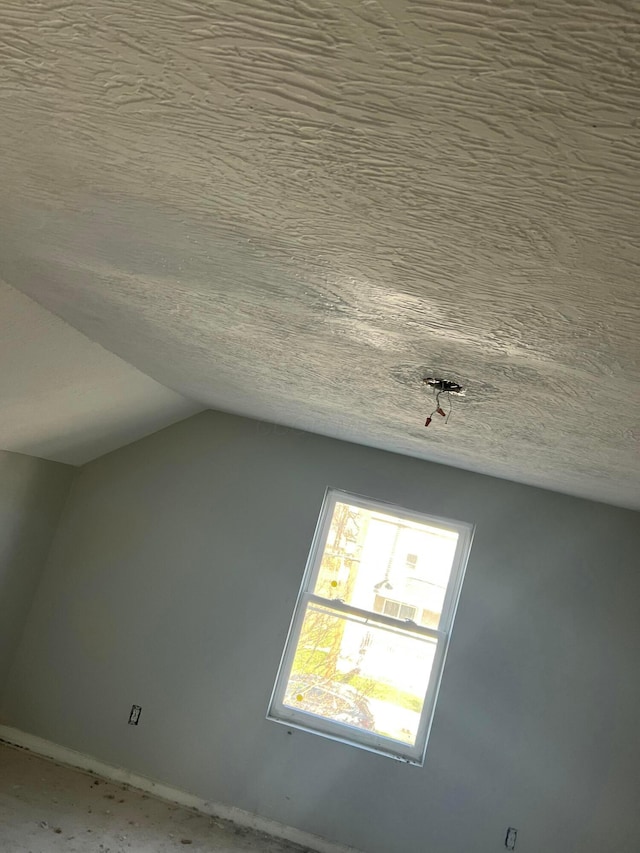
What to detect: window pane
<box><xmin>382</xmin><ymin>600</ymin><xmax>400</xmax><ymax>618</ymax></box>
<box><xmin>284</xmin><ymin>602</ymin><xmax>437</xmax><ymax>745</ymax></box>
<box><xmin>399</xmin><ymin>604</ymin><xmax>417</xmax><ymax>621</ymax></box>
<box><xmin>314</xmin><ymin>501</ymin><xmax>459</xmax><ymax>629</ymax></box>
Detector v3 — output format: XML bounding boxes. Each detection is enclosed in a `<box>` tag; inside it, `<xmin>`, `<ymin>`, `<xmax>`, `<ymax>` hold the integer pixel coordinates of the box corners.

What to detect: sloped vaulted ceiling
<box><xmin>0</xmin><ymin>0</ymin><xmax>638</xmax><ymax>506</ymax></box>
<box><xmin>0</xmin><ymin>282</ymin><xmax>202</xmax><ymax>464</ymax></box>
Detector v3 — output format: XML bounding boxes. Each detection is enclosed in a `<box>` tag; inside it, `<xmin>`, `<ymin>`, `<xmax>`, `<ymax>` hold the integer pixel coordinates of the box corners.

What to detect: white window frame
<box><xmin>267</xmin><ymin>488</ymin><xmax>474</xmax><ymax>765</ymax></box>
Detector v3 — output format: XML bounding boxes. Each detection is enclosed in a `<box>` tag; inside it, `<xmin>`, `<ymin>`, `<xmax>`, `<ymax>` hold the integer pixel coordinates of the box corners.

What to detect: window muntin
<box><xmin>268</xmin><ymin>490</ymin><xmax>473</xmax><ymax>763</ymax></box>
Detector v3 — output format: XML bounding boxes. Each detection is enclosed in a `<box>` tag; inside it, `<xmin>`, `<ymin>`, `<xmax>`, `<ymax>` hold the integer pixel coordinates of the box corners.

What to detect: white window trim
<box><xmin>267</xmin><ymin>488</ymin><xmax>474</xmax><ymax>765</ymax></box>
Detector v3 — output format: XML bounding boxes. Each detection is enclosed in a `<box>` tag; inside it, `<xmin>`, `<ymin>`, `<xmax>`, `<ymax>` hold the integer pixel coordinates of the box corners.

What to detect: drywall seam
<box><xmin>0</xmin><ymin>725</ymin><xmax>363</xmax><ymax>853</ymax></box>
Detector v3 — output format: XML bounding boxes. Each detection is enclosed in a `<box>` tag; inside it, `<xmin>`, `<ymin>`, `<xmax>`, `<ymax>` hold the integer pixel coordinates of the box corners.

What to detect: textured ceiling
<box><xmin>0</xmin><ymin>283</ymin><xmax>201</xmax><ymax>465</ymax></box>
<box><xmin>0</xmin><ymin>0</ymin><xmax>638</xmax><ymax>507</ymax></box>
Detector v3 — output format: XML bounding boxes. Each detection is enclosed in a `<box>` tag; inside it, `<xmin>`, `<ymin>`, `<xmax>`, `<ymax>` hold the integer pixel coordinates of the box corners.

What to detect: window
<box><xmin>268</xmin><ymin>489</ymin><xmax>473</xmax><ymax>764</ymax></box>
<box><xmin>381</xmin><ymin>599</ymin><xmax>417</xmax><ymax>622</ymax></box>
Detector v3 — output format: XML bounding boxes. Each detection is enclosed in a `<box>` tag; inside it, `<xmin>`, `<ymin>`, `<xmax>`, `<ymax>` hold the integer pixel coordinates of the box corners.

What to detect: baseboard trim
<box><xmin>0</xmin><ymin>725</ymin><xmax>361</xmax><ymax>853</ymax></box>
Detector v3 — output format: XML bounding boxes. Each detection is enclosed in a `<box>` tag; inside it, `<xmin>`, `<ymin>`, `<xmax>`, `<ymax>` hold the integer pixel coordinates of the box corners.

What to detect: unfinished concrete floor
<box><xmin>0</xmin><ymin>743</ymin><xmax>313</xmax><ymax>853</ymax></box>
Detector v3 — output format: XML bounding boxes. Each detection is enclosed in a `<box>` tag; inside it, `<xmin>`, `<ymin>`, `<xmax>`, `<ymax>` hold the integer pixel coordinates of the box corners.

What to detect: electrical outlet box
<box><xmin>128</xmin><ymin>704</ymin><xmax>142</xmax><ymax>725</ymax></box>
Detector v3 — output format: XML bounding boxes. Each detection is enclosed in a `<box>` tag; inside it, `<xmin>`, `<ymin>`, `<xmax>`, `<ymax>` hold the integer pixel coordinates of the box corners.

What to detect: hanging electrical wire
<box><xmin>423</xmin><ymin>378</ymin><xmax>464</xmax><ymax>427</ymax></box>
<box><xmin>424</xmin><ymin>391</ymin><xmax>447</xmax><ymax>427</ymax></box>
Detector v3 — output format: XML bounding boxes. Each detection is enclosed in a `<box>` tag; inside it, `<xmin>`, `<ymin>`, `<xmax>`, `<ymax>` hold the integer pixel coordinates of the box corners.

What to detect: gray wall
<box><xmin>0</xmin><ymin>450</ymin><xmax>74</xmax><ymax>699</ymax></box>
<box><xmin>3</xmin><ymin>411</ymin><xmax>639</xmax><ymax>853</ymax></box>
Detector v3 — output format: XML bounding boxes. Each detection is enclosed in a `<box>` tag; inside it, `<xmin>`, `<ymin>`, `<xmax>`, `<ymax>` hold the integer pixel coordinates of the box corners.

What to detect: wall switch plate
<box><xmin>505</xmin><ymin>827</ymin><xmax>518</xmax><ymax>850</ymax></box>
<box><xmin>128</xmin><ymin>704</ymin><xmax>142</xmax><ymax>725</ymax></box>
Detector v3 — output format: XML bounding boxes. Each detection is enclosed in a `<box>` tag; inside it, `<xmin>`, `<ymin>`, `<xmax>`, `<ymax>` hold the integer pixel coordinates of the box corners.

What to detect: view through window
<box><xmin>268</xmin><ymin>490</ymin><xmax>473</xmax><ymax>763</ymax></box>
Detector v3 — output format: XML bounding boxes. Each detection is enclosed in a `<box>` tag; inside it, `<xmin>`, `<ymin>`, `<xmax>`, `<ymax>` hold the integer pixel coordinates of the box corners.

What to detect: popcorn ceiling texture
<box><xmin>0</xmin><ymin>0</ymin><xmax>638</xmax><ymax>506</ymax></box>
